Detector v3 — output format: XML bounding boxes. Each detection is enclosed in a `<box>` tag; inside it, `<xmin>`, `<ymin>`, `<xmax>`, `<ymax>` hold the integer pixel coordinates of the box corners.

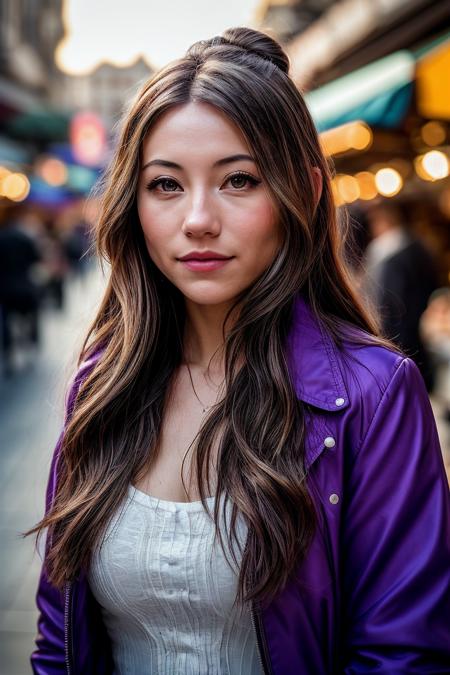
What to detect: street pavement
<box><xmin>0</xmin><ymin>263</ymin><xmax>106</xmax><ymax>675</ymax></box>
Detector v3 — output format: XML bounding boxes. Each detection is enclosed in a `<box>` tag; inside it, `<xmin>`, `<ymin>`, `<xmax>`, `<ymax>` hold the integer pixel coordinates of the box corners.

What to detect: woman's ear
<box><xmin>312</xmin><ymin>167</ymin><xmax>323</xmax><ymax>209</ymax></box>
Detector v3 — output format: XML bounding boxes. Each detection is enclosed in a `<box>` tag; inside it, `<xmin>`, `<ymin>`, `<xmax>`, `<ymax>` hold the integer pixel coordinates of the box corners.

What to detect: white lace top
<box><xmin>88</xmin><ymin>486</ymin><xmax>263</xmax><ymax>675</ymax></box>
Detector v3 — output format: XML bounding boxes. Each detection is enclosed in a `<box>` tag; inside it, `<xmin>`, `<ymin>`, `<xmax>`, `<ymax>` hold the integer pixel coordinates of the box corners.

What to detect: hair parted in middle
<box><xmin>28</xmin><ymin>26</ymin><xmax>380</xmax><ymax>607</ymax></box>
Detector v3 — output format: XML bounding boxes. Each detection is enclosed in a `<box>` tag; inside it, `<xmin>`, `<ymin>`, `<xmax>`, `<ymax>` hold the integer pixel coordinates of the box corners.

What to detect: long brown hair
<box><xmin>28</xmin><ymin>27</ymin><xmax>380</xmax><ymax>606</ymax></box>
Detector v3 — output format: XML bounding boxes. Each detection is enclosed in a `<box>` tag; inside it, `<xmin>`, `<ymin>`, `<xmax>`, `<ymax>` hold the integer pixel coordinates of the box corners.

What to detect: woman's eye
<box><xmin>146</xmin><ymin>172</ymin><xmax>261</xmax><ymax>193</ymax></box>
<box><xmin>226</xmin><ymin>172</ymin><xmax>261</xmax><ymax>190</ymax></box>
<box><xmin>147</xmin><ymin>178</ymin><xmax>181</xmax><ymax>192</ymax></box>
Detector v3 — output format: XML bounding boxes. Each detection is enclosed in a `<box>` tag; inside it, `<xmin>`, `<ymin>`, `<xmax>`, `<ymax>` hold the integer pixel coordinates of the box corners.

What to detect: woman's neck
<box><xmin>183</xmin><ymin>299</ymin><xmax>235</xmax><ymax>374</ymax></box>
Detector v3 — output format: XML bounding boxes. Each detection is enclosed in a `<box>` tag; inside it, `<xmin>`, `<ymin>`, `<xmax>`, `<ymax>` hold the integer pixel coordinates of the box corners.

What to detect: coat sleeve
<box><xmin>30</xmin><ymin>430</ymin><xmax>67</xmax><ymax>674</ymax></box>
<box><xmin>30</xmin><ymin>361</ymin><xmax>94</xmax><ymax>674</ymax></box>
<box><xmin>342</xmin><ymin>357</ymin><xmax>450</xmax><ymax>673</ymax></box>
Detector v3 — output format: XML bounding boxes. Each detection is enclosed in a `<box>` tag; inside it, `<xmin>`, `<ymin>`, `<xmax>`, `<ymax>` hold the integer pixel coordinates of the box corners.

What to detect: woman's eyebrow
<box><xmin>141</xmin><ymin>154</ymin><xmax>255</xmax><ymax>171</ymax></box>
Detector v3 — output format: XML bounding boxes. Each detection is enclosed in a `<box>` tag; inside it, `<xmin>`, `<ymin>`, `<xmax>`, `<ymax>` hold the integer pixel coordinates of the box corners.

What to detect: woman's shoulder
<box><xmin>336</xmin><ymin>324</ymin><xmax>408</xmax><ymax>402</ymax></box>
<box><xmin>64</xmin><ymin>344</ymin><xmax>105</xmax><ymax>419</ymax></box>
<box><xmin>286</xmin><ymin>296</ymin><xmax>410</xmax><ymax>416</ymax></box>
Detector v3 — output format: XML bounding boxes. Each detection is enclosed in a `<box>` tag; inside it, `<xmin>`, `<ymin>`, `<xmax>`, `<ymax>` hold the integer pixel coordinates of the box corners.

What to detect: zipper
<box><xmin>64</xmin><ymin>581</ymin><xmax>74</xmax><ymax>675</ymax></box>
<box><xmin>251</xmin><ymin>603</ymin><xmax>273</xmax><ymax>675</ymax></box>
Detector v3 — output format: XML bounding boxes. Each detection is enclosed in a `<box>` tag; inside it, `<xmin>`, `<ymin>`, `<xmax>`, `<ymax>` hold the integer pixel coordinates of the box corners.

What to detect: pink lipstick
<box><xmin>177</xmin><ymin>250</ymin><xmax>234</xmax><ymax>272</ymax></box>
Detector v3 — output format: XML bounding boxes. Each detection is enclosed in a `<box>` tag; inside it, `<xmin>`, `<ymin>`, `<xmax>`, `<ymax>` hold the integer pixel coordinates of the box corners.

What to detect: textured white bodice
<box><xmin>88</xmin><ymin>485</ymin><xmax>263</xmax><ymax>675</ymax></box>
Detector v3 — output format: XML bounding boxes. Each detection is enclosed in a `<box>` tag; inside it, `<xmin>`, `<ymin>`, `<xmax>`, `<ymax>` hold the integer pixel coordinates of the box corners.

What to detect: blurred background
<box><xmin>0</xmin><ymin>0</ymin><xmax>449</xmax><ymax>672</ymax></box>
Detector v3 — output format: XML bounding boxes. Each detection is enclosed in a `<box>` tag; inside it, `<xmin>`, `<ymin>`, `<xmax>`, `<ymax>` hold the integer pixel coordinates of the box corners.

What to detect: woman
<box><xmin>29</xmin><ymin>27</ymin><xmax>450</xmax><ymax>674</ymax></box>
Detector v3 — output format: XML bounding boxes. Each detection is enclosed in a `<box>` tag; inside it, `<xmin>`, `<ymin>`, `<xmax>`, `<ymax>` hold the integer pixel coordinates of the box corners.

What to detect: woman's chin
<box><xmin>179</xmin><ymin>285</ymin><xmax>240</xmax><ymax>308</ymax></box>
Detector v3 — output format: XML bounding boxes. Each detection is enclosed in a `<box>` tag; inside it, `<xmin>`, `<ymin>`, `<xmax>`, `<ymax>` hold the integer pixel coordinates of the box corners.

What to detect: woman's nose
<box><xmin>181</xmin><ymin>193</ymin><xmax>221</xmax><ymax>238</ymax></box>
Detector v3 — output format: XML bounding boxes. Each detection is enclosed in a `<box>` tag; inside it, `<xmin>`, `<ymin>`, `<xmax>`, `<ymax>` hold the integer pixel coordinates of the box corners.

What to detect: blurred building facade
<box><xmin>0</xmin><ymin>0</ymin><xmax>64</xmax><ymax>94</ymax></box>
<box><xmin>57</xmin><ymin>57</ymin><xmax>152</xmax><ymax>131</ymax></box>
<box><xmin>0</xmin><ymin>1</ymin><xmax>154</xmax><ymax>215</ymax></box>
<box><xmin>258</xmin><ymin>0</ymin><xmax>450</xmax><ymax>88</ymax></box>
<box><xmin>0</xmin><ymin>0</ymin><xmax>65</xmax><ymax>161</ymax></box>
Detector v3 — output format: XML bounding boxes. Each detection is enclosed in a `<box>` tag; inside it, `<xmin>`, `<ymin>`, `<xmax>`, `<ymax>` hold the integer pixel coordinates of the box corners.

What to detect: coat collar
<box><xmin>86</xmin><ymin>296</ymin><xmax>350</xmax><ymax>413</ymax></box>
<box><xmin>286</xmin><ymin>296</ymin><xmax>350</xmax><ymax>412</ymax></box>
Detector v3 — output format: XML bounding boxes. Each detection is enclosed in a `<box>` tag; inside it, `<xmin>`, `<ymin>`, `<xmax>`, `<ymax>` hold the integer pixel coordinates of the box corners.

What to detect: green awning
<box><xmin>306</xmin><ymin>31</ymin><xmax>450</xmax><ymax>132</ymax></box>
<box><xmin>6</xmin><ymin>107</ymin><xmax>71</xmax><ymax>142</ymax></box>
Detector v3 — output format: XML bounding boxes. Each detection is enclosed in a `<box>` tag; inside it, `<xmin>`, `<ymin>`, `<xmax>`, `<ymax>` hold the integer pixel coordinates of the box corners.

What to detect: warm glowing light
<box><xmin>320</xmin><ymin>121</ymin><xmax>372</xmax><ymax>156</ymax></box>
<box><xmin>0</xmin><ymin>166</ymin><xmax>11</xmax><ymax>181</ymax></box>
<box><xmin>374</xmin><ymin>168</ymin><xmax>403</xmax><ymax>197</ymax></box>
<box><xmin>1</xmin><ymin>173</ymin><xmax>30</xmax><ymax>201</ymax></box>
<box><xmin>347</xmin><ymin>122</ymin><xmax>372</xmax><ymax>150</ymax></box>
<box><xmin>414</xmin><ymin>156</ymin><xmax>430</xmax><ymax>181</ymax></box>
<box><xmin>422</xmin><ymin>150</ymin><xmax>449</xmax><ymax>180</ymax></box>
<box><xmin>70</xmin><ymin>112</ymin><xmax>106</xmax><ymax>166</ymax></box>
<box><xmin>355</xmin><ymin>171</ymin><xmax>378</xmax><ymax>200</ymax></box>
<box><xmin>336</xmin><ymin>174</ymin><xmax>360</xmax><ymax>203</ymax></box>
<box><xmin>421</xmin><ymin>121</ymin><xmax>446</xmax><ymax>146</ymax></box>
<box><xmin>38</xmin><ymin>157</ymin><xmax>68</xmax><ymax>186</ymax></box>
<box><xmin>415</xmin><ymin>151</ymin><xmax>450</xmax><ymax>181</ymax></box>
<box><xmin>331</xmin><ymin>178</ymin><xmax>344</xmax><ymax>206</ymax></box>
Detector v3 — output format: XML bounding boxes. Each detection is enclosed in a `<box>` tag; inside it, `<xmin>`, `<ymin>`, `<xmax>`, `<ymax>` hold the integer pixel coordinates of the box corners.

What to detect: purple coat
<box><xmin>31</xmin><ymin>297</ymin><xmax>450</xmax><ymax>674</ymax></box>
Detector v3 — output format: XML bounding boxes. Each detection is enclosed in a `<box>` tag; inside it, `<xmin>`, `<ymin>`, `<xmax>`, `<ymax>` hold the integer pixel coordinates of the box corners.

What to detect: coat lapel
<box><xmin>286</xmin><ymin>296</ymin><xmax>349</xmax><ymax>469</ymax></box>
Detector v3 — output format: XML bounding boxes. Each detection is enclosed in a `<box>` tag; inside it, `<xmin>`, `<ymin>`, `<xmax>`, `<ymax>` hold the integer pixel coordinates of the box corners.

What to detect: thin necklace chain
<box><xmin>185</xmin><ymin>362</ymin><xmax>222</xmax><ymax>414</ymax></box>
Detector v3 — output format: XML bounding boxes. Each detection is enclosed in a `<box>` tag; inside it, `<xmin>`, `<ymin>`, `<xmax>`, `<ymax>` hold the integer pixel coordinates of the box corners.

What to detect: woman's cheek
<box><xmin>139</xmin><ymin>208</ymin><xmax>171</xmax><ymax>251</ymax></box>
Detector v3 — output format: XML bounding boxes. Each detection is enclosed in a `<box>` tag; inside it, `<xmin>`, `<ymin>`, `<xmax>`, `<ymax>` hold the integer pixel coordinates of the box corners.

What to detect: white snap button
<box><xmin>335</xmin><ymin>398</ymin><xmax>345</xmax><ymax>407</ymax></box>
<box><xmin>324</xmin><ymin>436</ymin><xmax>335</xmax><ymax>448</ymax></box>
<box><xmin>329</xmin><ymin>493</ymin><xmax>339</xmax><ymax>504</ymax></box>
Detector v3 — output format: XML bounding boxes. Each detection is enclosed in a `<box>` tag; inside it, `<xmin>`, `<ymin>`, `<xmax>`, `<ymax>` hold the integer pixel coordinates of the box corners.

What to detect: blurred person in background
<box><xmin>363</xmin><ymin>202</ymin><xmax>439</xmax><ymax>391</ymax></box>
<box><xmin>421</xmin><ymin>288</ymin><xmax>450</xmax><ymax>442</ymax></box>
<box><xmin>39</xmin><ymin>214</ymin><xmax>70</xmax><ymax>311</ymax></box>
<box><xmin>27</xmin><ymin>27</ymin><xmax>450</xmax><ymax>675</ymax></box>
<box><xmin>0</xmin><ymin>206</ymin><xmax>43</xmax><ymax>375</ymax></box>
<box><xmin>63</xmin><ymin>214</ymin><xmax>92</xmax><ymax>279</ymax></box>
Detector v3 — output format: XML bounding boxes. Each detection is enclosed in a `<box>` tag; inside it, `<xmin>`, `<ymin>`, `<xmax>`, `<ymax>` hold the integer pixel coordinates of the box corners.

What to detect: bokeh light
<box><xmin>70</xmin><ymin>112</ymin><xmax>106</xmax><ymax>166</ymax></box>
<box><xmin>0</xmin><ymin>173</ymin><xmax>30</xmax><ymax>201</ymax></box>
<box><xmin>336</xmin><ymin>174</ymin><xmax>360</xmax><ymax>203</ymax></box>
<box><xmin>37</xmin><ymin>157</ymin><xmax>68</xmax><ymax>186</ymax></box>
<box><xmin>374</xmin><ymin>168</ymin><xmax>403</xmax><ymax>197</ymax></box>
<box><xmin>421</xmin><ymin>120</ymin><xmax>446</xmax><ymax>146</ymax></box>
<box><xmin>355</xmin><ymin>171</ymin><xmax>378</xmax><ymax>200</ymax></box>
<box><xmin>422</xmin><ymin>150</ymin><xmax>449</xmax><ymax>180</ymax></box>
<box><xmin>0</xmin><ymin>166</ymin><xmax>11</xmax><ymax>181</ymax></box>
<box><xmin>320</xmin><ymin>121</ymin><xmax>372</xmax><ymax>156</ymax></box>
<box><xmin>347</xmin><ymin>122</ymin><xmax>373</xmax><ymax>150</ymax></box>
<box><xmin>331</xmin><ymin>178</ymin><xmax>344</xmax><ymax>206</ymax></box>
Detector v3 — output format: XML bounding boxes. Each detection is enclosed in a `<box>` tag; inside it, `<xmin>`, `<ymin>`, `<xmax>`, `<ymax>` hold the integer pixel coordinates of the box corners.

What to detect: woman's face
<box><xmin>137</xmin><ymin>101</ymin><xmax>280</xmax><ymax>309</ymax></box>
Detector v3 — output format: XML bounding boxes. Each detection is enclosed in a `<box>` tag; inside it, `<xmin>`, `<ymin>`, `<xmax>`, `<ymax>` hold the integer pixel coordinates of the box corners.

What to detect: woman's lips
<box><xmin>179</xmin><ymin>257</ymin><xmax>233</xmax><ymax>272</ymax></box>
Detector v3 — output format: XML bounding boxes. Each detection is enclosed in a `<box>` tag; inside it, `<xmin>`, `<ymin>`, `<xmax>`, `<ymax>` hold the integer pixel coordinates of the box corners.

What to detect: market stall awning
<box><xmin>306</xmin><ymin>32</ymin><xmax>450</xmax><ymax>132</ymax></box>
<box><xmin>416</xmin><ymin>37</ymin><xmax>450</xmax><ymax>120</ymax></box>
<box><xmin>5</xmin><ymin>106</ymin><xmax>71</xmax><ymax>142</ymax></box>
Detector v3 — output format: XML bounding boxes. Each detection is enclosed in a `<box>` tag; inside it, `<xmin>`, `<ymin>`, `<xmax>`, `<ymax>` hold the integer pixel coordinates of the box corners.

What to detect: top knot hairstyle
<box><xmin>28</xmin><ymin>27</ymin><xmax>380</xmax><ymax>606</ymax></box>
<box><xmin>188</xmin><ymin>27</ymin><xmax>290</xmax><ymax>75</ymax></box>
